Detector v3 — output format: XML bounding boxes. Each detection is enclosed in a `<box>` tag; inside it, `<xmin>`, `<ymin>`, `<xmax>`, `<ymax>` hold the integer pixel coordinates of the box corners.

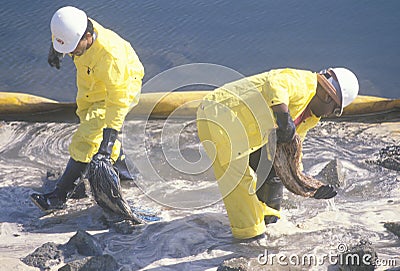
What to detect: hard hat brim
<box><xmin>52</xmin><ymin>37</ymin><xmax>81</xmax><ymax>54</ymax></box>
<box><xmin>316</xmin><ymin>74</ymin><xmax>342</xmax><ymax>107</ymax></box>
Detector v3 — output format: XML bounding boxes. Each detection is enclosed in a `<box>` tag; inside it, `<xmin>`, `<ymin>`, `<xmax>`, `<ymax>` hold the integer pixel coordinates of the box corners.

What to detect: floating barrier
<box><xmin>0</xmin><ymin>91</ymin><xmax>399</xmax><ymax>122</ymax></box>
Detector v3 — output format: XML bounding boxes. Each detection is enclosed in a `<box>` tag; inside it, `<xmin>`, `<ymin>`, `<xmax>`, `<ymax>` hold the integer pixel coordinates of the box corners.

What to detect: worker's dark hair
<box><xmin>81</xmin><ymin>19</ymin><xmax>94</xmax><ymax>39</ymax></box>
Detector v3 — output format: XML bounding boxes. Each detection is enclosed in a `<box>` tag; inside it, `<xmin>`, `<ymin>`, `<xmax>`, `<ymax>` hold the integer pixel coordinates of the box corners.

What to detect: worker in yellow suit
<box><xmin>197</xmin><ymin>67</ymin><xmax>359</xmax><ymax>239</ymax></box>
<box><xmin>31</xmin><ymin>6</ymin><xmax>144</xmax><ymax>212</ymax></box>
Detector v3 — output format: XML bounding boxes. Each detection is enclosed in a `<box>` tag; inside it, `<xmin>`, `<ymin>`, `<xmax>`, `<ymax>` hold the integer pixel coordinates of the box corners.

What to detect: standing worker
<box><xmin>31</xmin><ymin>6</ymin><xmax>144</xmax><ymax>212</ymax></box>
<box><xmin>197</xmin><ymin>67</ymin><xmax>359</xmax><ymax>239</ymax></box>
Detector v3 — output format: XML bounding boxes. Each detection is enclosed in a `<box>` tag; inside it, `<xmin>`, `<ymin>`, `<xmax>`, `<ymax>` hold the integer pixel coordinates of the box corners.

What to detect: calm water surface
<box><xmin>1</xmin><ymin>0</ymin><xmax>399</xmax><ymax>101</ymax></box>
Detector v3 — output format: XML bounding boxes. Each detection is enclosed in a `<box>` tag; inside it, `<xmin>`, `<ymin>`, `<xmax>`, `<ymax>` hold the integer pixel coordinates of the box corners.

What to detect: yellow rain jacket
<box><xmin>197</xmin><ymin>68</ymin><xmax>320</xmax><ymax>239</ymax></box>
<box><xmin>69</xmin><ymin>19</ymin><xmax>144</xmax><ymax>163</ymax></box>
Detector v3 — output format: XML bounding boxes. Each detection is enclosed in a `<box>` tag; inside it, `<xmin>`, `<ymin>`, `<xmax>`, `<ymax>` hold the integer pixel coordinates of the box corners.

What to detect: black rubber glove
<box><xmin>95</xmin><ymin>128</ymin><xmax>119</xmax><ymax>159</ymax></box>
<box><xmin>48</xmin><ymin>43</ymin><xmax>63</xmax><ymax>69</ymax></box>
<box><xmin>274</xmin><ymin>112</ymin><xmax>296</xmax><ymax>143</ymax></box>
<box><xmin>313</xmin><ymin>184</ymin><xmax>337</xmax><ymax>199</ymax></box>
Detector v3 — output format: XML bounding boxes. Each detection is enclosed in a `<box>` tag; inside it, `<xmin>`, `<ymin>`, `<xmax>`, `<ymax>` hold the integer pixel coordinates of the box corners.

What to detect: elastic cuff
<box><xmin>230</xmin><ymin>204</ymin><xmax>281</xmax><ymax>239</ymax></box>
<box><xmin>231</xmin><ymin>220</ymin><xmax>267</xmax><ymax>240</ymax></box>
<box><xmin>264</xmin><ymin>204</ymin><xmax>281</xmax><ymax>219</ymax></box>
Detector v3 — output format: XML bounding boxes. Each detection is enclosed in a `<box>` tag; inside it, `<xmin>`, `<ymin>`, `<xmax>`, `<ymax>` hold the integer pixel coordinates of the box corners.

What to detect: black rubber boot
<box><xmin>30</xmin><ymin>158</ymin><xmax>87</xmax><ymax>212</ymax></box>
<box><xmin>256</xmin><ymin>171</ymin><xmax>283</xmax><ymax>224</ymax></box>
<box><xmin>30</xmin><ymin>188</ymin><xmax>67</xmax><ymax>212</ymax></box>
<box><xmin>114</xmin><ymin>149</ymin><xmax>135</xmax><ymax>181</ymax></box>
<box><xmin>56</xmin><ymin>158</ymin><xmax>88</xmax><ymax>197</ymax></box>
<box><xmin>250</xmin><ymin>146</ymin><xmax>283</xmax><ymax>225</ymax></box>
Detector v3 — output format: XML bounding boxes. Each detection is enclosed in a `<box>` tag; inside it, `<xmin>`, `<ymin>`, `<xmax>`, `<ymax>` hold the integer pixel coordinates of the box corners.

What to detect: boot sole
<box><xmin>30</xmin><ymin>194</ymin><xmax>64</xmax><ymax>213</ymax></box>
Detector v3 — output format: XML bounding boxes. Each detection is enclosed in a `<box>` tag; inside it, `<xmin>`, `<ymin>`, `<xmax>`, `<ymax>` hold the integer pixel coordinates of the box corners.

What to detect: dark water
<box><xmin>1</xmin><ymin>0</ymin><xmax>399</xmax><ymax>102</ymax></box>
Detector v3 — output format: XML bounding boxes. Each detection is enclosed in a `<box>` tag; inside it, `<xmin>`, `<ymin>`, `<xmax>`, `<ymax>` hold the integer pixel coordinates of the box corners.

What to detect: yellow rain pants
<box><xmin>197</xmin><ymin>68</ymin><xmax>321</xmax><ymax>239</ymax></box>
<box><xmin>68</xmin><ymin>19</ymin><xmax>144</xmax><ymax>163</ymax></box>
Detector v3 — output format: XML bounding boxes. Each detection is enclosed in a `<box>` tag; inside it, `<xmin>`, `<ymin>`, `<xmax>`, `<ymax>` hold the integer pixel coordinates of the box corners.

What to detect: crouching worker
<box><xmin>31</xmin><ymin>6</ymin><xmax>144</xmax><ymax>212</ymax></box>
<box><xmin>196</xmin><ymin>67</ymin><xmax>359</xmax><ymax>239</ymax></box>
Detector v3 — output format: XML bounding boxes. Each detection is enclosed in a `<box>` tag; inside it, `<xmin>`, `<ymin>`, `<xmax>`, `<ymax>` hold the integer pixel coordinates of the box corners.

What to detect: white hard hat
<box><xmin>329</xmin><ymin>67</ymin><xmax>359</xmax><ymax>115</ymax></box>
<box><xmin>50</xmin><ymin>6</ymin><xmax>87</xmax><ymax>53</ymax></box>
<box><xmin>320</xmin><ymin>67</ymin><xmax>359</xmax><ymax>116</ymax></box>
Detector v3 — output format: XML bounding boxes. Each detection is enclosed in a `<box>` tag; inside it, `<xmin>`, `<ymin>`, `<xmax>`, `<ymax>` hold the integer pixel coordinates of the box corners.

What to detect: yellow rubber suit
<box><xmin>197</xmin><ymin>68</ymin><xmax>321</xmax><ymax>239</ymax></box>
<box><xmin>69</xmin><ymin>20</ymin><xmax>144</xmax><ymax>163</ymax></box>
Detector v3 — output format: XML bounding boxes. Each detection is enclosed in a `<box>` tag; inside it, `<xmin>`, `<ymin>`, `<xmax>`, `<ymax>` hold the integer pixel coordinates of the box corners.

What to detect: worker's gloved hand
<box><xmin>274</xmin><ymin>112</ymin><xmax>296</xmax><ymax>143</ymax></box>
<box><xmin>313</xmin><ymin>184</ymin><xmax>337</xmax><ymax>199</ymax></box>
<box><xmin>93</xmin><ymin>128</ymin><xmax>119</xmax><ymax>161</ymax></box>
<box><xmin>48</xmin><ymin>43</ymin><xmax>63</xmax><ymax>69</ymax></box>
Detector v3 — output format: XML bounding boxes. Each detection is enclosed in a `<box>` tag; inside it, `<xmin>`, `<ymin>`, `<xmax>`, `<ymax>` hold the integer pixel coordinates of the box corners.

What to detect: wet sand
<box><xmin>0</xmin><ymin>119</ymin><xmax>399</xmax><ymax>270</ymax></box>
